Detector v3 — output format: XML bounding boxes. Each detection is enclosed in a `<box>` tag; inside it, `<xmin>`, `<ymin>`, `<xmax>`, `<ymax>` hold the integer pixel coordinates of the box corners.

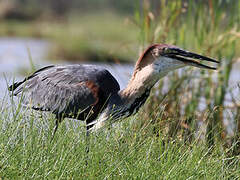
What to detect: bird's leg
<box><xmin>85</xmin><ymin>123</ymin><xmax>94</xmax><ymax>166</ymax></box>
<box><xmin>51</xmin><ymin>117</ymin><xmax>61</xmax><ymax>142</ymax></box>
<box><xmin>85</xmin><ymin>128</ymin><xmax>90</xmax><ymax>153</ymax></box>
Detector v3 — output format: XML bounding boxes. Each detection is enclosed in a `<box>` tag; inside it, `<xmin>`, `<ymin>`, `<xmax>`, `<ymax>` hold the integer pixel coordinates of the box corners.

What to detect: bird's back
<box><xmin>9</xmin><ymin>64</ymin><xmax>120</xmax><ymax>122</ymax></box>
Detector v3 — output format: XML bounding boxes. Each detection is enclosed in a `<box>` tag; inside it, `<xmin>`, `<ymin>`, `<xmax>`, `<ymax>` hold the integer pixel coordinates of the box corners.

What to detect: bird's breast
<box><xmin>127</xmin><ymin>89</ymin><xmax>150</xmax><ymax>115</ymax></box>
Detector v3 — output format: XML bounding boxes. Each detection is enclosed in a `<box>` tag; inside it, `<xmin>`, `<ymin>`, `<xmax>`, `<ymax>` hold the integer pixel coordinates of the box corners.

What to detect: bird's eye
<box><xmin>152</xmin><ymin>48</ymin><xmax>160</xmax><ymax>56</ymax></box>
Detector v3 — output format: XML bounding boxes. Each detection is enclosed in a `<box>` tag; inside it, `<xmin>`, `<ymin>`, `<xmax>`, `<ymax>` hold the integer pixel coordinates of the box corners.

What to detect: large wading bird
<box><xmin>9</xmin><ymin>44</ymin><xmax>219</xmax><ymax>137</ymax></box>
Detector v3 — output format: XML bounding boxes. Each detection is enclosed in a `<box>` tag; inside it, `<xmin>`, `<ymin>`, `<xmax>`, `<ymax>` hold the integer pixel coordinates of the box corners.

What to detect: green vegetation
<box><xmin>0</xmin><ymin>0</ymin><xmax>240</xmax><ymax>179</ymax></box>
<box><xmin>0</xmin><ymin>13</ymin><xmax>139</xmax><ymax>62</ymax></box>
<box><xmin>0</xmin><ymin>101</ymin><xmax>239</xmax><ymax>179</ymax></box>
<box><xmin>48</xmin><ymin>13</ymin><xmax>138</xmax><ymax>62</ymax></box>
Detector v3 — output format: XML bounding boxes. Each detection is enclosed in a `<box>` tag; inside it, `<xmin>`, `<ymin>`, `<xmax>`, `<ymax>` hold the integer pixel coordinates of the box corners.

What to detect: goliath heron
<box><xmin>9</xmin><ymin>44</ymin><xmax>219</xmax><ymax>137</ymax></box>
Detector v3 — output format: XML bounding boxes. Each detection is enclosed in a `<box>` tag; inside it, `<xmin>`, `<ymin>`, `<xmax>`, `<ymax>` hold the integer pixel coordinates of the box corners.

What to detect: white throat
<box><xmin>153</xmin><ymin>56</ymin><xmax>185</xmax><ymax>78</ymax></box>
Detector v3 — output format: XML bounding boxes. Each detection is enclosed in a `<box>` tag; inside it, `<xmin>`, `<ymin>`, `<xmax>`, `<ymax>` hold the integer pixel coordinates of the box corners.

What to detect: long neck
<box><xmin>120</xmin><ymin>64</ymin><xmax>159</xmax><ymax>102</ymax></box>
<box><xmin>104</xmin><ymin>64</ymin><xmax>160</xmax><ymax>120</ymax></box>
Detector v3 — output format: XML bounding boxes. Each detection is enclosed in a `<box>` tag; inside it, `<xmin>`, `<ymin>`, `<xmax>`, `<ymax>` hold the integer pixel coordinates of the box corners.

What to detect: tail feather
<box><xmin>8</xmin><ymin>81</ymin><xmax>24</xmax><ymax>92</ymax></box>
<box><xmin>8</xmin><ymin>65</ymin><xmax>55</xmax><ymax>93</ymax></box>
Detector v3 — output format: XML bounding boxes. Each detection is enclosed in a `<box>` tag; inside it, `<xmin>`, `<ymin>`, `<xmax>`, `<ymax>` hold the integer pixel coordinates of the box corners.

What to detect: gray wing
<box><xmin>9</xmin><ymin>64</ymin><xmax>120</xmax><ymax>117</ymax></box>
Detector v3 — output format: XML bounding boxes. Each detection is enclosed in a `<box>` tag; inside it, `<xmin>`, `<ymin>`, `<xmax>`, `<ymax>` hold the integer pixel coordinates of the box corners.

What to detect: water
<box><xmin>0</xmin><ymin>37</ymin><xmax>49</xmax><ymax>97</ymax></box>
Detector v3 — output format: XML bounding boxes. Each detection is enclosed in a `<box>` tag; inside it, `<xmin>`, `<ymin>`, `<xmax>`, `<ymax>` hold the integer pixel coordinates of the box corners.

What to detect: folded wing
<box><xmin>9</xmin><ymin>65</ymin><xmax>120</xmax><ymax>120</ymax></box>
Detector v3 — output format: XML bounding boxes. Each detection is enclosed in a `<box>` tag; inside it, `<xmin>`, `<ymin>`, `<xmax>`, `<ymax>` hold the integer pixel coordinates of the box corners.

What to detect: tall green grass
<box><xmin>0</xmin><ymin>100</ymin><xmax>239</xmax><ymax>179</ymax></box>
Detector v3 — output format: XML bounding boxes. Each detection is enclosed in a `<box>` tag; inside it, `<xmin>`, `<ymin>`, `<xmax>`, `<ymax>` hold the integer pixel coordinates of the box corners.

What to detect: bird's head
<box><xmin>134</xmin><ymin>44</ymin><xmax>219</xmax><ymax>78</ymax></box>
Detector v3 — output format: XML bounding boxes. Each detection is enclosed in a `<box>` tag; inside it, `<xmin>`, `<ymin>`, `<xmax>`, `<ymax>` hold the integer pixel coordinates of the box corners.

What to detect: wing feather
<box><xmin>10</xmin><ymin>65</ymin><xmax>120</xmax><ymax>118</ymax></box>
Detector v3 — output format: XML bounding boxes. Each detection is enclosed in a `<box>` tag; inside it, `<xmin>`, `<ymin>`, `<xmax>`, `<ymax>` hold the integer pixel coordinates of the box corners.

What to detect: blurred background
<box><xmin>0</xmin><ymin>0</ymin><xmax>240</xmax><ymax>152</ymax></box>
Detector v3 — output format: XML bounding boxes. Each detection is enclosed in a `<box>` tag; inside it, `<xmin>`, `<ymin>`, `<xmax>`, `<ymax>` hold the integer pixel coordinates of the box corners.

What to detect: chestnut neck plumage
<box><xmin>120</xmin><ymin>48</ymin><xmax>158</xmax><ymax>99</ymax></box>
<box><xmin>109</xmin><ymin>52</ymin><xmax>163</xmax><ymax>120</ymax></box>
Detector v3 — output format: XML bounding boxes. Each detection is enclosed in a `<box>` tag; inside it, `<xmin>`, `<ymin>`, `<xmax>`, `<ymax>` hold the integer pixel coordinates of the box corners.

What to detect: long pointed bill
<box><xmin>167</xmin><ymin>48</ymin><xmax>220</xmax><ymax>70</ymax></box>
